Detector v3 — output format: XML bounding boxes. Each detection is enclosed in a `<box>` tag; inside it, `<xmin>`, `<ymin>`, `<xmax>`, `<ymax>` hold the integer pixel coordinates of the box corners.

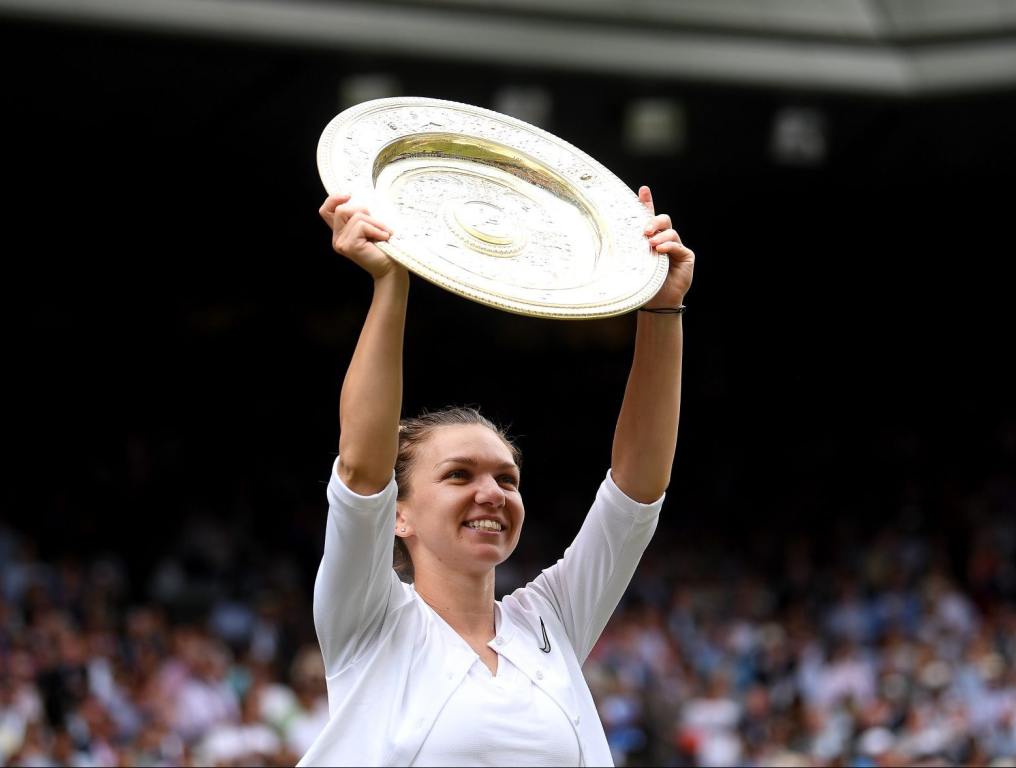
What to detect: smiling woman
<box><xmin>392</xmin><ymin>408</ymin><xmax>523</xmax><ymax>583</ymax></box>
<box><xmin>300</xmin><ymin>186</ymin><xmax>694</xmax><ymax>767</ymax></box>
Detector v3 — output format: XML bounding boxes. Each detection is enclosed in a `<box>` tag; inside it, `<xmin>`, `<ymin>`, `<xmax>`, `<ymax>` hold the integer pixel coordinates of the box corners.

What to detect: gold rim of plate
<box><xmin>317</xmin><ymin>97</ymin><xmax>668</xmax><ymax>319</ymax></box>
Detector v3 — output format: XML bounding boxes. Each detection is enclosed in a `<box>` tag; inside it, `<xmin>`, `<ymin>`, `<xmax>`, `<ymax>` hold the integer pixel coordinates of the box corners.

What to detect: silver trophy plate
<box><xmin>317</xmin><ymin>97</ymin><xmax>668</xmax><ymax>319</ymax></box>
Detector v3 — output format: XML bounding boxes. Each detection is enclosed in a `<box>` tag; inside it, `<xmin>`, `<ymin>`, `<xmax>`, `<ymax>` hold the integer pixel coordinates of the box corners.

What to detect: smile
<box><xmin>463</xmin><ymin>520</ymin><xmax>504</xmax><ymax>532</ymax></box>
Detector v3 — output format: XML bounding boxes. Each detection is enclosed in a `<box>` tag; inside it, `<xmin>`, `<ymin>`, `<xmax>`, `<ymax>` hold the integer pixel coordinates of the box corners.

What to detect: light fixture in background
<box><xmin>492</xmin><ymin>85</ymin><xmax>553</xmax><ymax>128</ymax></box>
<box><xmin>339</xmin><ymin>73</ymin><xmax>401</xmax><ymax>109</ymax></box>
<box><xmin>623</xmin><ymin>98</ymin><xmax>686</xmax><ymax>155</ymax></box>
<box><xmin>769</xmin><ymin>107</ymin><xmax>827</xmax><ymax>166</ymax></box>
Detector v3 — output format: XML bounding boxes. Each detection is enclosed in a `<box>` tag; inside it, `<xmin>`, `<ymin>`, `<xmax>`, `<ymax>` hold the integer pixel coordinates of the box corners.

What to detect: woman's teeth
<box><xmin>465</xmin><ymin>520</ymin><xmax>503</xmax><ymax>531</ymax></box>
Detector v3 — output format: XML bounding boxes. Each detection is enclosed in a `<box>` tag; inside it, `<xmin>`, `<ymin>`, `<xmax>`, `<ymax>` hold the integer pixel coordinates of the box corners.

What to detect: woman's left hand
<box><xmin>640</xmin><ymin>185</ymin><xmax>695</xmax><ymax>308</ymax></box>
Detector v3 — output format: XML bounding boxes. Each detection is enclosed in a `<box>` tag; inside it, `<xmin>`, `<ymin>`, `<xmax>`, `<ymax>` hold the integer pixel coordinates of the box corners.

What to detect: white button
<box><xmin>494</xmin><ymin>636</ymin><xmax>504</xmax><ymax>646</ymax></box>
<box><xmin>416</xmin><ymin>718</ymin><xmax>425</xmax><ymax>728</ymax></box>
<box><xmin>447</xmin><ymin>672</ymin><xmax>454</xmax><ymax>680</ymax></box>
<box><xmin>573</xmin><ymin>715</ymin><xmax>581</xmax><ymax>725</ymax></box>
<box><xmin>535</xmin><ymin>670</ymin><xmax>544</xmax><ymax>681</ymax></box>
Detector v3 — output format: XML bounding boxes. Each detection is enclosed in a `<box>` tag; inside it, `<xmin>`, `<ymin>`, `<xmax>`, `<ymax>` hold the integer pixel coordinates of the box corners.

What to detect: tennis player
<box><xmin>298</xmin><ymin>185</ymin><xmax>694</xmax><ymax>767</ymax></box>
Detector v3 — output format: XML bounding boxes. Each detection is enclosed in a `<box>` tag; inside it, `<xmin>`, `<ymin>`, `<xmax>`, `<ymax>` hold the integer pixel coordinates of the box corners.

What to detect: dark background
<box><xmin>4</xmin><ymin>19</ymin><xmax>1014</xmax><ymax>599</ymax></box>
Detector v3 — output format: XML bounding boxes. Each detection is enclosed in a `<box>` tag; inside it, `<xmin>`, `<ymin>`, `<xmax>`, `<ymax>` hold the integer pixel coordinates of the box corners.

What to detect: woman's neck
<box><xmin>413</xmin><ymin>566</ymin><xmax>496</xmax><ymax>639</ymax></box>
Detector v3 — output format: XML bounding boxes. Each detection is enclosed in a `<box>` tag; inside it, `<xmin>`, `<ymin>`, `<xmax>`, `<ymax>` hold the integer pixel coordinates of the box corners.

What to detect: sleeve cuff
<box><xmin>604</xmin><ymin>468</ymin><xmax>665</xmax><ymax>521</ymax></box>
<box><xmin>327</xmin><ymin>456</ymin><xmax>398</xmax><ymax>508</ymax></box>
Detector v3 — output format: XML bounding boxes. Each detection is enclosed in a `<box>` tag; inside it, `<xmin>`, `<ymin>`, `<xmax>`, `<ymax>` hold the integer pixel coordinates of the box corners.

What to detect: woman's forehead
<box><xmin>419</xmin><ymin>424</ymin><xmax>516</xmax><ymax>466</ymax></box>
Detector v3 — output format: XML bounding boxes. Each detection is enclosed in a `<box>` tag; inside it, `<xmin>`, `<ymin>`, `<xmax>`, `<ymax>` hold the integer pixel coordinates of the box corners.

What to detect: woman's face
<box><xmin>399</xmin><ymin>424</ymin><xmax>524</xmax><ymax>576</ymax></box>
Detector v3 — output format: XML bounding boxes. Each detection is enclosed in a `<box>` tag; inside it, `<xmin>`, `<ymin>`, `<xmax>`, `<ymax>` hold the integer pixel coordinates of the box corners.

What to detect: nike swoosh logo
<box><xmin>539</xmin><ymin>617</ymin><xmax>551</xmax><ymax>653</ymax></box>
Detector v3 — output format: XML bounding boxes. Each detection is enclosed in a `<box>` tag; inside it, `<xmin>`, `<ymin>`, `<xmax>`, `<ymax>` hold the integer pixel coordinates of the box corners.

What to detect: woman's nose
<box><xmin>474</xmin><ymin>475</ymin><xmax>506</xmax><ymax>507</ymax></box>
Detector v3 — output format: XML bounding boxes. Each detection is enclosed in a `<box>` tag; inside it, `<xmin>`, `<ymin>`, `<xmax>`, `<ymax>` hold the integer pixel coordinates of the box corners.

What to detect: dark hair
<box><xmin>393</xmin><ymin>406</ymin><xmax>522</xmax><ymax>582</ymax></box>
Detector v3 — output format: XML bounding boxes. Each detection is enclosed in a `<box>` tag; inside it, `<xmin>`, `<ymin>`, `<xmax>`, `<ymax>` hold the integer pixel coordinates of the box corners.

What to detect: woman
<box><xmin>299</xmin><ymin>186</ymin><xmax>694</xmax><ymax>767</ymax></box>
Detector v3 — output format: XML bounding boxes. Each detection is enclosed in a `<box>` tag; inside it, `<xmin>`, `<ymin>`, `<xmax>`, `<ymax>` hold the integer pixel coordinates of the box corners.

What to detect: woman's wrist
<box><xmin>373</xmin><ymin>264</ymin><xmax>410</xmax><ymax>289</ymax></box>
<box><xmin>639</xmin><ymin>297</ymin><xmax>686</xmax><ymax>313</ymax></box>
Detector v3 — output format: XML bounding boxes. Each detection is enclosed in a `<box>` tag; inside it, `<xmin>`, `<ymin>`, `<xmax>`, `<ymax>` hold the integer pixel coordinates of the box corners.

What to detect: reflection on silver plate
<box><xmin>317</xmin><ymin>97</ymin><xmax>668</xmax><ymax>319</ymax></box>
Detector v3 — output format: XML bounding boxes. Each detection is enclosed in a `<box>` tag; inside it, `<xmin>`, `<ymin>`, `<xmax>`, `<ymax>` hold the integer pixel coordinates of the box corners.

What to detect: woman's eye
<box><xmin>445</xmin><ymin>469</ymin><xmax>467</xmax><ymax>480</ymax></box>
<box><xmin>499</xmin><ymin>476</ymin><xmax>519</xmax><ymax>487</ymax></box>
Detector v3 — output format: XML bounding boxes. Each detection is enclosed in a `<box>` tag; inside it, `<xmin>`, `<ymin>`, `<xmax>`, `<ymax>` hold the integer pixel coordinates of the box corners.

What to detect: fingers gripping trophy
<box><xmin>300</xmin><ymin>98</ymin><xmax>694</xmax><ymax>768</ymax></box>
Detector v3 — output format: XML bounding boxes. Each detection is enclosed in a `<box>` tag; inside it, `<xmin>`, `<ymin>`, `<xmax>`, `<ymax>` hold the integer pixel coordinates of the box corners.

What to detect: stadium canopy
<box><xmin>2</xmin><ymin>0</ymin><xmax>1016</xmax><ymax>94</ymax></box>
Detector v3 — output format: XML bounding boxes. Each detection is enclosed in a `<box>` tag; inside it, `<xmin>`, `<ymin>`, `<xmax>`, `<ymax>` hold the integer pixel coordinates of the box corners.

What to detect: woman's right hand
<box><xmin>319</xmin><ymin>193</ymin><xmax>402</xmax><ymax>280</ymax></box>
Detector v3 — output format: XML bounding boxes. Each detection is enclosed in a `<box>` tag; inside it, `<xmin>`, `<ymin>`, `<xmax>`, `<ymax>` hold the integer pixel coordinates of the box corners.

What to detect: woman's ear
<box><xmin>395</xmin><ymin>503</ymin><xmax>412</xmax><ymax>537</ymax></box>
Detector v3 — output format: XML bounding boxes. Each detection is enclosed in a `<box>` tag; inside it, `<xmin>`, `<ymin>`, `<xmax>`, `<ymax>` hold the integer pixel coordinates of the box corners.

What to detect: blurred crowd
<box><xmin>0</xmin><ymin>522</ymin><xmax>325</xmax><ymax>767</ymax></box>
<box><xmin>586</xmin><ymin>471</ymin><xmax>1016</xmax><ymax>767</ymax></box>
<box><xmin>2</xmin><ymin>471</ymin><xmax>1014</xmax><ymax>767</ymax></box>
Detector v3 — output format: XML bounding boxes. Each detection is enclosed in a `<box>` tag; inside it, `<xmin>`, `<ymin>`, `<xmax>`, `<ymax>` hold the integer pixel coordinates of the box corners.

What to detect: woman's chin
<box><xmin>460</xmin><ymin>542</ymin><xmax>512</xmax><ymax>571</ymax></box>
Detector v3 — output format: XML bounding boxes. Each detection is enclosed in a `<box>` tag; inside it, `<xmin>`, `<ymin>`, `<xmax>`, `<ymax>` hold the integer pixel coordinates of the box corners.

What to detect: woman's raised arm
<box><xmin>611</xmin><ymin>185</ymin><xmax>696</xmax><ymax>503</ymax></box>
<box><xmin>318</xmin><ymin>193</ymin><xmax>407</xmax><ymax>494</ymax></box>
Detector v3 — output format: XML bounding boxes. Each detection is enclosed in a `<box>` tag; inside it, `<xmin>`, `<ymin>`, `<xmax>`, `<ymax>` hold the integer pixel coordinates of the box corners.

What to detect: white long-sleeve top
<box><xmin>297</xmin><ymin>459</ymin><xmax>663</xmax><ymax>767</ymax></box>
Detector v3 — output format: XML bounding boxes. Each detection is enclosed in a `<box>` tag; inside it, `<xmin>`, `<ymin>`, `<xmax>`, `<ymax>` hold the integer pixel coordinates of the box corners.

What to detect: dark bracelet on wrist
<box><xmin>638</xmin><ymin>305</ymin><xmax>686</xmax><ymax>314</ymax></box>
